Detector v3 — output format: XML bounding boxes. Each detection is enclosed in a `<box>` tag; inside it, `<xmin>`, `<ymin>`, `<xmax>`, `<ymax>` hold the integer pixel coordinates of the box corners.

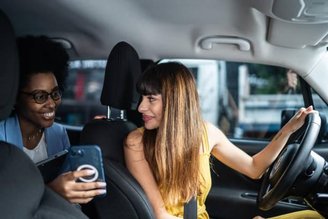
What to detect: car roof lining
<box><xmin>1</xmin><ymin>0</ymin><xmax>328</xmax><ymax>102</ymax></box>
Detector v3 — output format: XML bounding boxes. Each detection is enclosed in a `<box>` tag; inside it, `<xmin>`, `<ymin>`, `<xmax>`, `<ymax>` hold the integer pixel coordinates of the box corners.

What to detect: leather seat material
<box><xmin>80</xmin><ymin>119</ymin><xmax>137</xmax><ymax>163</ymax></box>
<box><xmin>89</xmin><ymin>162</ymin><xmax>154</xmax><ymax>219</ymax></box>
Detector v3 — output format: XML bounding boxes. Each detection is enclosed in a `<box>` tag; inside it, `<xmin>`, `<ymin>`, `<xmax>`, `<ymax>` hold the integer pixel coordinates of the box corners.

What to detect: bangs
<box><xmin>137</xmin><ymin>68</ymin><xmax>161</xmax><ymax>95</ymax></box>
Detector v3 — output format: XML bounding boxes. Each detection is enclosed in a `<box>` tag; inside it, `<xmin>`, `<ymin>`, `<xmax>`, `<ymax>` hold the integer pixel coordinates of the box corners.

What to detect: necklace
<box><xmin>25</xmin><ymin>129</ymin><xmax>43</xmax><ymax>141</ymax></box>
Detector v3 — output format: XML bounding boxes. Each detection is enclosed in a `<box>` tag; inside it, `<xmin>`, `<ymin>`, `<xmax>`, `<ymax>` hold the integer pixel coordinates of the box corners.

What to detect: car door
<box><xmin>202</xmin><ymin>63</ymin><xmax>328</xmax><ymax>219</ymax></box>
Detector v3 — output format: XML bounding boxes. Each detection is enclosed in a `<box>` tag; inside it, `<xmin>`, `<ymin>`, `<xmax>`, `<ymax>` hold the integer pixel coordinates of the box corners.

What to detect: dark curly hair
<box><xmin>17</xmin><ymin>35</ymin><xmax>69</xmax><ymax>91</ymax></box>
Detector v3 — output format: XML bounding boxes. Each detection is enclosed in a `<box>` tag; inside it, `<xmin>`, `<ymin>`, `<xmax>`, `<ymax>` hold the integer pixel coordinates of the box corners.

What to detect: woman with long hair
<box><xmin>124</xmin><ymin>62</ymin><xmax>318</xmax><ymax>219</ymax></box>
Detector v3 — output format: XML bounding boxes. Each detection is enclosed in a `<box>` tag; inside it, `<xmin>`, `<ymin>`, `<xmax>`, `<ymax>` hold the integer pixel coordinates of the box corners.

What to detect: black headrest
<box><xmin>0</xmin><ymin>11</ymin><xmax>19</xmax><ymax>120</ymax></box>
<box><xmin>101</xmin><ymin>41</ymin><xmax>141</xmax><ymax>110</ymax></box>
<box><xmin>140</xmin><ymin>59</ymin><xmax>155</xmax><ymax>73</ymax></box>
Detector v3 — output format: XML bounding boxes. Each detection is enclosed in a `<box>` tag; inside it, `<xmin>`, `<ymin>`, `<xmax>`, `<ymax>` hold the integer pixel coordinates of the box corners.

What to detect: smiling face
<box><xmin>16</xmin><ymin>72</ymin><xmax>61</xmax><ymax>130</ymax></box>
<box><xmin>138</xmin><ymin>94</ymin><xmax>163</xmax><ymax>130</ymax></box>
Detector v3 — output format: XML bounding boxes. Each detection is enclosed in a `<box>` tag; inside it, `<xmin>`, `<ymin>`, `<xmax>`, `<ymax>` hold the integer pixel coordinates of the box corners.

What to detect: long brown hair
<box><xmin>137</xmin><ymin>62</ymin><xmax>204</xmax><ymax>205</ymax></box>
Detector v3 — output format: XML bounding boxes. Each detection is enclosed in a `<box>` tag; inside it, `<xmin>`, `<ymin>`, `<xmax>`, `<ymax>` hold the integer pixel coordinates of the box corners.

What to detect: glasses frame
<box><xmin>20</xmin><ymin>89</ymin><xmax>62</xmax><ymax>104</ymax></box>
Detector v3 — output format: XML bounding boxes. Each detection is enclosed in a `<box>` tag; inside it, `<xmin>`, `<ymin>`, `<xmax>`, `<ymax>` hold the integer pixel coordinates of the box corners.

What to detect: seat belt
<box><xmin>184</xmin><ymin>197</ymin><xmax>197</xmax><ymax>219</ymax></box>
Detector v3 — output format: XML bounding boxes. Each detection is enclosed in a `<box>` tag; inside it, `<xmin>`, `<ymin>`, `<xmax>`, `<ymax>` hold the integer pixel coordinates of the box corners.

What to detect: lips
<box><xmin>142</xmin><ymin>115</ymin><xmax>153</xmax><ymax>122</ymax></box>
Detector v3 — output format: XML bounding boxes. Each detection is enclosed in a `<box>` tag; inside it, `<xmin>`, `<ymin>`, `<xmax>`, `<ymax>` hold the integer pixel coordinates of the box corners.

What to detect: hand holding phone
<box><xmin>64</xmin><ymin>145</ymin><xmax>106</xmax><ymax>183</ymax></box>
<box><xmin>47</xmin><ymin>145</ymin><xmax>107</xmax><ymax>201</ymax></box>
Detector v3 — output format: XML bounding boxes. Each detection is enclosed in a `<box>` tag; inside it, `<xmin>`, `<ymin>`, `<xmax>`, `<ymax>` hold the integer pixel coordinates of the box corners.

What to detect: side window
<box><xmin>312</xmin><ymin>90</ymin><xmax>328</xmax><ymax>142</ymax></box>
<box><xmin>56</xmin><ymin>60</ymin><xmax>107</xmax><ymax>126</ymax></box>
<box><xmin>162</xmin><ymin>59</ymin><xmax>304</xmax><ymax>140</ymax></box>
<box><xmin>58</xmin><ymin>58</ymin><xmax>310</xmax><ymax>142</ymax></box>
<box><xmin>229</xmin><ymin>64</ymin><xmax>303</xmax><ymax>139</ymax></box>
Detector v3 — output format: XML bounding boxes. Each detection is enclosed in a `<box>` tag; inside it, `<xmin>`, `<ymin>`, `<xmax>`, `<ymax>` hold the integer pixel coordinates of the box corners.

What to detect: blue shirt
<box><xmin>0</xmin><ymin>114</ymin><xmax>70</xmax><ymax>157</ymax></box>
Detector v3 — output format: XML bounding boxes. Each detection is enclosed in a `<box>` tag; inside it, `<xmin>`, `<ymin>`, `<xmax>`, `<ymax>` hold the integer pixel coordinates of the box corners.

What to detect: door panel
<box><xmin>206</xmin><ymin>139</ymin><xmax>312</xmax><ymax>219</ymax></box>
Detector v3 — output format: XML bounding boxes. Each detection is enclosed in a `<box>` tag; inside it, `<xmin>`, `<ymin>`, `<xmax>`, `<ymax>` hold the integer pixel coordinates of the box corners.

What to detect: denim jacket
<box><xmin>0</xmin><ymin>114</ymin><xmax>70</xmax><ymax>156</ymax></box>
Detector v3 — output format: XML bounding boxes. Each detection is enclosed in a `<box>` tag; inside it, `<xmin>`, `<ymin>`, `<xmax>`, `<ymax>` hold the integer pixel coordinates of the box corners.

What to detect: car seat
<box><xmin>80</xmin><ymin>41</ymin><xmax>155</xmax><ymax>219</ymax></box>
<box><xmin>0</xmin><ymin>10</ymin><xmax>88</xmax><ymax>219</ymax></box>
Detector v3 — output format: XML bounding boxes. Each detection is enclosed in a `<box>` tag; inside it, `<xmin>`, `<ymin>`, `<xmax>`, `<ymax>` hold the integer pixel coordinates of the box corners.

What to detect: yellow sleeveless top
<box><xmin>146</xmin><ymin>127</ymin><xmax>323</xmax><ymax>219</ymax></box>
<box><xmin>163</xmin><ymin>128</ymin><xmax>212</xmax><ymax>219</ymax></box>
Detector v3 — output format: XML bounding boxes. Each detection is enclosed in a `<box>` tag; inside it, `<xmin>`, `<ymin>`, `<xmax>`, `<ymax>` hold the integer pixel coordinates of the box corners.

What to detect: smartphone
<box><xmin>64</xmin><ymin>145</ymin><xmax>105</xmax><ymax>183</ymax></box>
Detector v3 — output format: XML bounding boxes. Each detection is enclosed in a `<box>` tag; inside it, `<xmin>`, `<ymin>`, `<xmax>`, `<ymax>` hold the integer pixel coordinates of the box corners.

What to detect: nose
<box><xmin>44</xmin><ymin>94</ymin><xmax>57</xmax><ymax>107</ymax></box>
<box><xmin>138</xmin><ymin>97</ymin><xmax>147</xmax><ymax>113</ymax></box>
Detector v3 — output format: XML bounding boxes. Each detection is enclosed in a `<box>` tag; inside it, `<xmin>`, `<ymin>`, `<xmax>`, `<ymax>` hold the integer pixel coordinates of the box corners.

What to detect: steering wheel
<box><xmin>257</xmin><ymin>112</ymin><xmax>321</xmax><ymax>210</ymax></box>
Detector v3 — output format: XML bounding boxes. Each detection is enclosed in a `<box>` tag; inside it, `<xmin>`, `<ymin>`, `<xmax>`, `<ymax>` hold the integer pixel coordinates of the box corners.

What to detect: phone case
<box><xmin>64</xmin><ymin>145</ymin><xmax>105</xmax><ymax>183</ymax></box>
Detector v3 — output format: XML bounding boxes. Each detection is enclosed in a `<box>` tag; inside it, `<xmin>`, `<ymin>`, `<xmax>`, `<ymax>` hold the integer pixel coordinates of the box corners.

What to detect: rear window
<box><xmin>56</xmin><ymin>60</ymin><xmax>106</xmax><ymax>126</ymax></box>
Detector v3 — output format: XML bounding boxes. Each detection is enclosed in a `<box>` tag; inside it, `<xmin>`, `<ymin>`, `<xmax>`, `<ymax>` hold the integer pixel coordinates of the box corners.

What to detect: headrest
<box><xmin>140</xmin><ymin>59</ymin><xmax>155</xmax><ymax>73</ymax></box>
<box><xmin>101</xmin><ymin>41</ymin><xmax>141</xmax><ymax>110</ymax></box>
<box><xmin>0</xmin><ymin>11</ymin><xmax>19</xmax><ymax>120</ymax></box>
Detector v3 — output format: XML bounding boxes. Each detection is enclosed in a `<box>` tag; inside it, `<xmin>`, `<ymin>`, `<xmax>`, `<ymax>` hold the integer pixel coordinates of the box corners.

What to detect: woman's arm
<box><xmin>209</xmin><ymin>106</ymin><xmax>315</xmax><ymax>179</ymax></box>
<box><xmin>124</xmin><ymin>129</ymin><xmax>181</xmax><ymax>219</ymax></box>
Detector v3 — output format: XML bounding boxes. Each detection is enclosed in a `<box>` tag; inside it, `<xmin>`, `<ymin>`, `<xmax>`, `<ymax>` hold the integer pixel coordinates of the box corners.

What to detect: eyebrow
<box><xmin>27</xmin><ymin>86</ymin><xmax>60</xmax><ymax>94</ymax></box>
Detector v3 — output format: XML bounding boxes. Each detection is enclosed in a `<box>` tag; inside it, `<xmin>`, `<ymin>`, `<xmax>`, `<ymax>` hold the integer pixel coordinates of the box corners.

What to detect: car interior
<box><xmin>1</xmin><ymin>0</ymin><xmax>328</xmax><ymax>218</ymax></box>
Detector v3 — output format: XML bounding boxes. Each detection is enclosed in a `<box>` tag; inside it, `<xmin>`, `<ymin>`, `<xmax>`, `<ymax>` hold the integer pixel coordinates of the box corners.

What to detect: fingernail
<box><xmin>86</xmin><ymin>169</ymin><xmax>96</xmax><ymax>175</ymax></box>
<box><xmin>99</xmin><ymin>189</ymin><xmax>107</xmax><ymax>194</ymax></box>
<box><xmin>98</xmin><ymin>182</ymin><xmax>107</xmax><ymax>187</ymax></box>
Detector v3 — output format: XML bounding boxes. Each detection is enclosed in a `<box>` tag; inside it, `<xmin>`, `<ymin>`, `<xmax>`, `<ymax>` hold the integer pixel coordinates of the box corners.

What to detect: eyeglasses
<box><xmin>21</xmin><ymin>89</ymin><xmax>62</xmax><ymax>104</ymax></box>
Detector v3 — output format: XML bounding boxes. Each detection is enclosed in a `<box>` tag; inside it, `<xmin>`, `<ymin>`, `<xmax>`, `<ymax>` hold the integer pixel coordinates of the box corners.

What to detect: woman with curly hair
<box><xmin>0</xmin><ymin>35</ymin><xmax>106</xmax><ymax>204</ymax></box>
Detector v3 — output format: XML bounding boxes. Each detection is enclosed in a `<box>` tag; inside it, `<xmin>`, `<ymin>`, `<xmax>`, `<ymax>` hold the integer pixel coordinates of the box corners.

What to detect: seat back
<box><xmin>80</xmin><ymin>41</ymin><xmax>155</xmax><ymax>219</ymax></box>
<box><xmin>0</xmin><ymin>10</ymin><xmax>18</xmax><ymax>120</ymax></box>
<box><xmin>0</xmin><ymin>10</ymin><xmax>87</xmax><ymax>219</ymax></box>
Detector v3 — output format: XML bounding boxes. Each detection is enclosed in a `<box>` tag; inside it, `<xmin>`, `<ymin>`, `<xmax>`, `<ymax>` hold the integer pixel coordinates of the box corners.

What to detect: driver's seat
<box><xmin>80</xmin><ymin>41</ymin><xmax>155</xmax><ymax>219</ymax></box>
